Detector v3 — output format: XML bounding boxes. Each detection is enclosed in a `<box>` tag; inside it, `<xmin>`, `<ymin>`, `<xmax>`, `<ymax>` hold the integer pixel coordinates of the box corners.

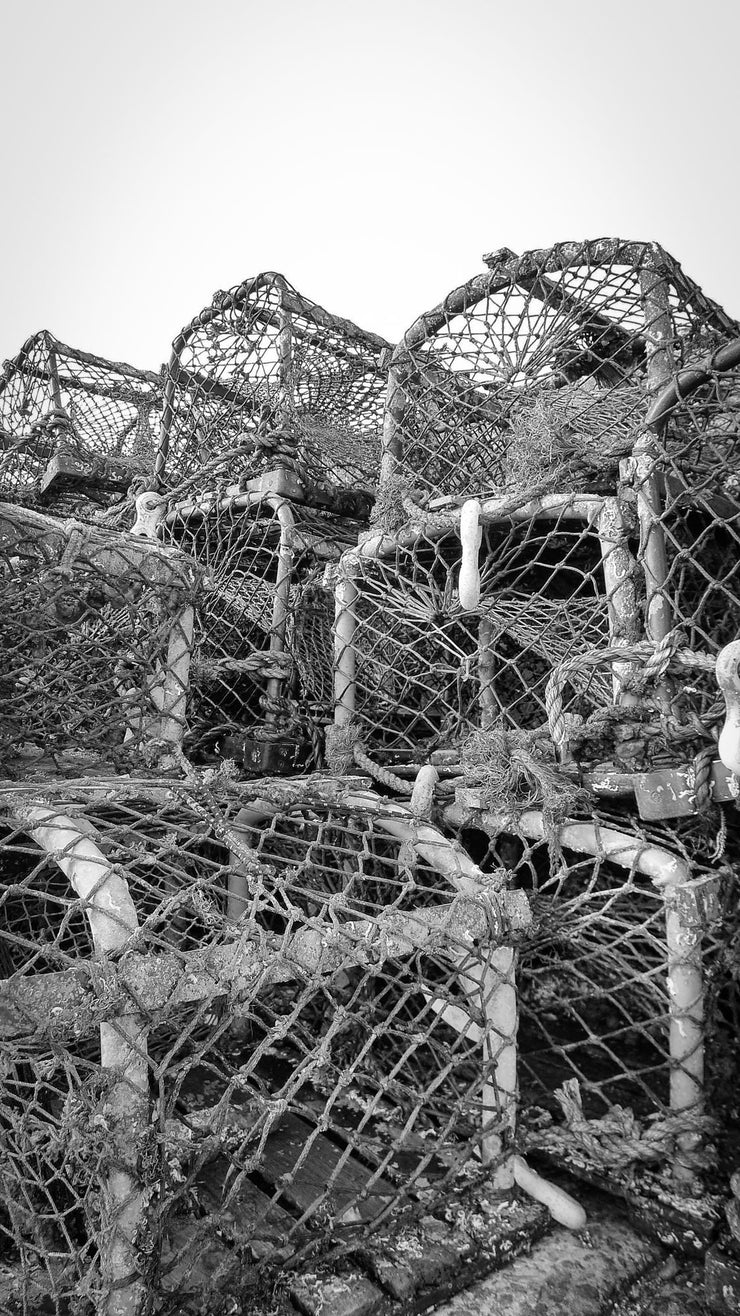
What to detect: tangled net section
<box><xmin>0</xmin><ymin>502</ymin><xmax>202</xmax><ymax>778</ymax></box>
<box><xmin>0</xmin><ymin>332</ymin><xmax>161</xmax><ymax>508</ymax></box>
<box><xmin>155</xmin><ymin>273</ymin><xmax>391</xmax><ymax>508</ymax></box>
<box><xmin>381</xmin><ymin>239</ymin><xmax>737</xmax><ymax>503</ymax></box>
<box><xmin>0</xmin><ymin>776</ymin><xmax>521</xmax><ymax>1314</ymax></box>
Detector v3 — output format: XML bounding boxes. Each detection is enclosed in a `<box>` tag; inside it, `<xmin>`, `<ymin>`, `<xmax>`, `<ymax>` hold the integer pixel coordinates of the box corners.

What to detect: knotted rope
<box><xmin>325</xmin><ymin>722</ymin><xmax>412</xmax><ymax>796</ymax></box>
<box><xmin>545</xmin><ymin>629</ymin><xmax>716</xmax><ymax>755</ymax></box>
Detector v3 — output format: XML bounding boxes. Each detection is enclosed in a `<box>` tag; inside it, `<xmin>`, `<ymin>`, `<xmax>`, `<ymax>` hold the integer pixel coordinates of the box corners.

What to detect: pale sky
<box><xmin>1</xmin><ymin>0</ymin><xmax>739</xmax><ymax>373</ymax></box>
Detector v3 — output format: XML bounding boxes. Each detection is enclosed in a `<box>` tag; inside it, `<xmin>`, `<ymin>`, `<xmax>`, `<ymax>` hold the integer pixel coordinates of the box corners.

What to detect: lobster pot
<box><xmin>447</xmin><ymin>797</ymin><xmax>739</xmax><ymax>1184</ymax></box>
<box><xmin>382</xmin><ymin>239</ymin><xmax>737</xmax><ymax>502</ymax></box>
<box><xmin>0</xmin><ymin>777</ymin><xmax>518</xmax><ymax>1313</ymax></box>
<box><xmin>335</xmin><ymin>495</ymin><xmax>637</xmax><ymax>764</ymax></box>
<box><xmin>155</xmin><ymin>272</ymin><xmax>391</xmax><ymax>500</ymax></box>
<box><xmin>161</xmin><ymin>490</ymin><xmax>362</xmax><ymax>769</ymax></box>
<box><xmin>0</xmin><ymin>502</ymin><xmax>201</xmax><ymax>777</ymax></box>
<box><xmin>0</xmin><ymin>330</ymin><xmax>161</xmax><ymax>505</ymax></box>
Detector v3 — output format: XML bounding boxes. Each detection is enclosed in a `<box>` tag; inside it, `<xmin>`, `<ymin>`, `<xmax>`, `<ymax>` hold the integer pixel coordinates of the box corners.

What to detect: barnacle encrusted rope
<box><xmin>525</xmin><ymin>1078</ymin><xmax>718</xmax><ymax>1174</ymax></box>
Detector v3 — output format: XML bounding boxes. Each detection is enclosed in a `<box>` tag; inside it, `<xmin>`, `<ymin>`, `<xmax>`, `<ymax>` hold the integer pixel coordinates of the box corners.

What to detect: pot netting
<box><xmin>336</xmin><ymin>505</ymin><xmax>620</xmax><ymax>764</ymax></box>
<box><xmin>0</xmin><ymin>331</ymin><xmax>161</xmax><ymax>506</ymax></box>
<box><xmin>448</xmin><ymin>804</ymin><xmax>740</xmax><ymax>1179</ymax></box>
<box><xmin>155</xmin><ymin>273</ymin><xmax>391</xmax><ymax>500</ymax></box>
<box><xmin>541</xmin><ymin>343</ymin><xmax>740</xmax><ymax>773</ymax></box>
<box><xmin>159</xmin><ymin>493</ymin><xmax>357</xmax><ymax>771</ymax></box>
<box><xmin>0</xmin><ymin>780</ymin><xmax>517</xmax><ymax>1313</ymax></box>
<box><xmin>635</xmin><ymin>345</ymin><xmax>740</xmax><ymax>660</ymax></box>
<box><xmin>381</xmin><ymin>239</ymin><xmax>737</xmax><ymax>503</ymax></box>
<box><xmin>0</xmin><ymin>503</ymin><xmax>201</xmax><ymax>778</ymax></box>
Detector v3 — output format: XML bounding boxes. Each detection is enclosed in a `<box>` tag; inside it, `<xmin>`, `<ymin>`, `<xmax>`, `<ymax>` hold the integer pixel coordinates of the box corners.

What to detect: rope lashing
<box><xmin>352</xmin><ymin>744</ymin><xmax>413</xmax><ymax>795</ymax></box>
<box><xmin>546</xmin><ymin>630</ymin><xmax>715</xmax><ymax>756</ymax></box>
<box><xmin>528</xmin><ymin>1078</ymin><xmax>718</xmax><ymax>1175</ymax></box>
<box><xmin>325</xmin><ymin>722</ymin><xmax>412</xmax><ymax>795</ymax></box>
<box><xmin>691</xmin><ymin>742</ymin><xmax>716</xmax><ymax>814</ymax></box>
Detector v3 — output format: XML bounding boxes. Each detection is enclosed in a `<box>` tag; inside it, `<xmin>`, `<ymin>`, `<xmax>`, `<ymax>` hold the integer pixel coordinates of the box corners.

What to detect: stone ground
<box><xmin>428</xmin><ymin>1186</ymin><xmax>712</xmax><ymax>1316</ymax></box>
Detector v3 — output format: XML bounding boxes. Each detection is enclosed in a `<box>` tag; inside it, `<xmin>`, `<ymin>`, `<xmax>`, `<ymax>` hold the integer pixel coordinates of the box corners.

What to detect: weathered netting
<box><xmin>634</xmin><ymin>338</ymin><xmax>740</xmax><ymax>656</ymax></box>
<box><xmin>0</xmin><ymin>502</ymin><xmax>201</xmax><ymax>779</ymax></box>
<box><xmin>0</xmin><ymin>332</ymin><xmax>161</xmax><ymax>507</ymax></box>
<box><xmin>157</xmin><ymin>487</ymin><xmax>356</xmax><ymax>772</ymax></box>
<box><xmin>0</xmin><ymin>776</ymin><xmax>520</xmax><ymax>1314</ymax></box>
<box><xmin>154</xmin><ymin>273</ymin><xmax>391</xmax><ymax>502</ymax></box>
<box><xmin>443</xmin><ymin>796</ymin><xmax>740</xmax><ymax>1178</ymax></box>
<box><xmin>334</xmin><ymin>499</ymin><xmax>623</xmax><ymax>765</ymax></box>
<box><xmin>381</xmin><ymin>239</ymin><xmax>738</xmax><ymax>502</ymax></box>
<box><xmin>535</xmin><ymin>338</ymin><xmax>740</xmax><ymax>773</ymax></box>
<box><xmin>2</xmin><ymin>248</ymin><xmax>740</xmax><ymax>1313</ymax></box>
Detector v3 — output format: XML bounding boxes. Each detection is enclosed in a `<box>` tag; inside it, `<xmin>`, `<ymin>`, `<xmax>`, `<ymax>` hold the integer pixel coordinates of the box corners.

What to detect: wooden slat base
<box><xmin>259</xmin><ymin>1112</ymin><xmax>396</xmax><ymax>1223</ymax></box>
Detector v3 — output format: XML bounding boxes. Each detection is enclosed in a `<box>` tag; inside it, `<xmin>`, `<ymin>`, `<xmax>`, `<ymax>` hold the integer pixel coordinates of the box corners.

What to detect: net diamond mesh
<box><xmin>335</xmin><ymin>501</ymin><xmax>618</xmax><ymax>764</ymax></box>
<box><xmin>0</xmin><ymin>501</ymin><xmax>201</xmax><ymax>778</ymax></box>
<box><xmin>443</xmin><ymin>802</ymin><xmax>739</xmax><ymax>1179</ymax></box>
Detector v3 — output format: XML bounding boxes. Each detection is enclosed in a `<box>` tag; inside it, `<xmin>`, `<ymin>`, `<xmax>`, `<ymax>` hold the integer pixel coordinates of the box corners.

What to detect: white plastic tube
<box><xmin>18</xmin><ymin>805</ymin><xmax>148</xmax><ymax>1316</ymax></box>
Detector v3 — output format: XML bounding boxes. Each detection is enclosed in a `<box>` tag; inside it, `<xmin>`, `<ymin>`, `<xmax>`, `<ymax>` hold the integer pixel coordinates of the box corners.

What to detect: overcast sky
<box><xmin>1</xmin><ymin>0</ymin><xmax>738</xmax><ymax>372</ymax></box>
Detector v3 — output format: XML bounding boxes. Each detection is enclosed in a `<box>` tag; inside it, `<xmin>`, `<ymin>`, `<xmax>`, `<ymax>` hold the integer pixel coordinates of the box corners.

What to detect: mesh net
<box><xmin>155</xmin><ymin>273</ymin><xmax>391</xmax><ymax>503</ymax></box>
<box><xmin>2</xmin><ymin>243</ymin><xmax>740</xmax><ymax>1311</ymax></box>
<box><xmin>0</xmin><ymin>332</ymin><xmax>161</xmax><ymax>509</ymax></box>
<box><xmin>636</xmin><ymin>341</ymin><xmax>740</xmax><ymax>658</ymax></box>
<box><xmin>0</xmin><ymin>502</ymin><xmax>201</xmax><ymax>778</ymax></box>
<box><xmin>336</xmin><ymin>500</ymin><xmax>621</xmax><ymax>765</ymax></box>
<box><xmin>446</xmin><ymin>802</ymin><xmax>740</xmax><ymax>1177</ymax></box>
<box><xmin>382</xmin><ymin>239</ymin><xmax>738</xmax><ymax>502</ymax></box>
<box><xmin>0</xmin><ymin>778</ymin><xmax>516</xmax><ymax>1313</ymax></box>
<box><xmin>158</xmin><ymin>488</ymin><xmax>361</xmax><ymax>774</ymax></box>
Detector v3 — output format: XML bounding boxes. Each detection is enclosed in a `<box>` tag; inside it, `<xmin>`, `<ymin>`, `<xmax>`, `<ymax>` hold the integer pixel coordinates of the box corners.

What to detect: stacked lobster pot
<box><xmin>0</xmin><ymin>330</ymin><xmax>162</xmax><ymax>513</ymax></box>
<box><xmin>4</xmin><ymin>247</ymin><xmax>740</xmax><ymax>1316</ymax></box>
<box><xmin>331</xmin><ymin>239</ymin><xmax>740</xmax><ymax>1244</ymax></box>
<box><xmin>0</xmin><ymin>287</ymin><xmax>549</xmax><ymax>1315</ymax></box>
<box><xmin>149</xmin><ymin>273</ymin><xmax>393</xmax><ymax>774</ymax></box>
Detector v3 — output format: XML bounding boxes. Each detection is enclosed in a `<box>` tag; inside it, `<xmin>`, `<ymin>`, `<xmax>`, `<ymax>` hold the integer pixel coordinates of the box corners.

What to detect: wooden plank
<box><xmin>261</xmin><ymin>1113</ymin><xmax>395</xmax><ymax>1223</ymax></box>
<box><xmin>289</xmin><ymin>1269</ymin><xmax>384</xmax><ymax>1316</ymax></box>
<box><xmin>0</xmin><ymin>499</ymin><xmax>202</xmax><ymax>593</ymax></box>
<box><xmin>360</xmin><ymin>1198</ymin><xmax>548</xmax><ymax>1305</ymax></box>
<box><xmin>361</xmin><ymin>1216</ymin><xmax>467</xmax><ymax>1299</ymax></box>
<box><xmin>160</xmin><ymin>1218</ymin><xmax>234</xmax><ymax>1290</ymax></box>
<box><xmin>300</xmin><ymin>1197</ymin><xmax>549</xmax><ymax>1315</ymax></box>
<box><xmin>194</xmin><ymin>1153</ymin><xmax>304</xmax><ymax>1258</ymax></box>
<box><xmin>0</xmin><ymin>893</ymin><xmax>492</xmax><ymax>1042</ymax></box>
